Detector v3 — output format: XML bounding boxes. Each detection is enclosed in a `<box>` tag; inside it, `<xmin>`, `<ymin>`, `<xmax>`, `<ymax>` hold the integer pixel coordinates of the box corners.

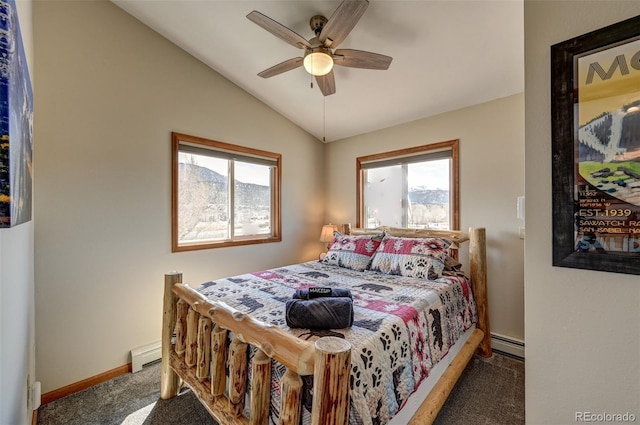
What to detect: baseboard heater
<box><xmin>131</xmin><ymin>341</ymin><xmax>162</xmax><ymax>373</ymax></box>
<box><xmin>491</xmin><ymin>333</ymin><xmax>525</xmax><ymax>359</ymax></box>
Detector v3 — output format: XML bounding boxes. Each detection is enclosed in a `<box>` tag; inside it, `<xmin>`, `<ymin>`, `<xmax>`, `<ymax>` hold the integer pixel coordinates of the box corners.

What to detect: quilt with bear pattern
<box><xmin>196</xmin><ymin>260</ymin><xmax>477</xmax><ymax>425</ymax></box>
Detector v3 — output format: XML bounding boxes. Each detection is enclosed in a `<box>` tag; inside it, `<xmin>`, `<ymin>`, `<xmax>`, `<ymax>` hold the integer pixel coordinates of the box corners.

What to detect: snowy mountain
<box><xmin>579</xmin><ymin>100</ymin><xmax>640</xmax><ymax>162</ymax></box>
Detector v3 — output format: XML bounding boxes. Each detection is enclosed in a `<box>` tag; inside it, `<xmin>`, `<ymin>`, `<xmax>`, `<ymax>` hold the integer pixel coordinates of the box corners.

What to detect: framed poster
<box><xmin>0</xmin><ymin>0</ymin><xmax>33</xmax><ymax>227</ymax></box>
<box><xmin>551</xmin><ymin>14</ymin><xmax>640</xmax><ymax>274</ymax></box>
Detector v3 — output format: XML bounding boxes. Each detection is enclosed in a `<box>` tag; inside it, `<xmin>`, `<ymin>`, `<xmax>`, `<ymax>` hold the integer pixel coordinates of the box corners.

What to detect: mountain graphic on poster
<box><xmin>578</xmin><ymin>99</ymin><xmax>640</xmax><ymax>206</ymax></box>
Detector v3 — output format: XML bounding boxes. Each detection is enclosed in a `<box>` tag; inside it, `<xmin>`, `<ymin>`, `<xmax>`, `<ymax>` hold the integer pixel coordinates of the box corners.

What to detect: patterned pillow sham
<box><xmin>321</xmin><ymin>232</ymin><xmax>384</xmax><ymax>271</ymax></box>
<box><xmin>369</xmin><ymin>235</ymin><xmax>452</xmax><ymax>279</ymax></box>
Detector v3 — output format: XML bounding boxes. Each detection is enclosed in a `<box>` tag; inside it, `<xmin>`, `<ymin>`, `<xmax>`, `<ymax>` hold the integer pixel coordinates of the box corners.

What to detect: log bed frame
<box><xmin>160</xmin><ymin>226</ymin><xmax>491</xmax><ymax>425</ymax></box>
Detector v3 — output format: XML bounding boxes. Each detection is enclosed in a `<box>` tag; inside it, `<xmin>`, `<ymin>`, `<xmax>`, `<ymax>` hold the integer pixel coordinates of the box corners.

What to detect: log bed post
<box><xmin>228</xmin><ymin>338</ymin><xmax>248</xmax><ymax>417</ymax></box>
<box><xmin>185</xmin><ymin>307</ymin><xmax>199</xmax><ymax>367</ymax></box>
<box><xmin>310</xmin><ymin>337</ymin><xmax>352</xmax><ymax>425</ymax></box>
<box><xmin>280</xmin><ymin>369</ymin><xmax>303</xmax><ymax>425</ymax></box>
<box><xmin>175</xmin><ymin>299</ymin><xmax>188</xmax><ymax>356</ymax></box>
<box><xmin>250</xmin><ymin>349</ymin><xmax>272</xmax><ymax>425</ymax></box>
<box><xmin>469</xmin><ymin>227</ymin><xmax>492</xmax><ymax>357</ymax></box>
<box><xmin>161</xmin><ymin>271</ymin><xmax>181</xmax><ymax>400</ymax></box>
<box><xmin>196</xmin><ymin>316</ymin><xmax>213</xmax><ymax>381</ymax></box>
<box><xmin>211</xmin><ymin>324</ymin><xmax>228</xmax><ymax>397</ymax></box>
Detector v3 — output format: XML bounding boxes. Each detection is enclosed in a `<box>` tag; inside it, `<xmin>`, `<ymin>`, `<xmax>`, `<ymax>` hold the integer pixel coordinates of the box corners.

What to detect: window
<box><xmin>172</xmin><ymin>132</ymin><xmax>281</xmax><ymax>252</ymax></box>
<box><xmin>356</xmin><ymin>140</ymin><xmax>459</xmax><ymax>230</ymax></box>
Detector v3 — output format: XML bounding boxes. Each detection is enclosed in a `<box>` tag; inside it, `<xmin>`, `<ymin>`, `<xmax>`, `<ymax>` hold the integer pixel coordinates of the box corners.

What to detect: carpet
<box><xmin>37</xmin><ymin>352</ymin><xmax>524</xmax><ymax>425</ymax></box>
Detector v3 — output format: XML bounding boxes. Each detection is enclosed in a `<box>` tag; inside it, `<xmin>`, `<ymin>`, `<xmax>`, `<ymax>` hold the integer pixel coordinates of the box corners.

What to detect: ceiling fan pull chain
<box><xmin>323</xmin><ymin>96</ymin><xmax>326</xmax><ymax>142</ymax></box>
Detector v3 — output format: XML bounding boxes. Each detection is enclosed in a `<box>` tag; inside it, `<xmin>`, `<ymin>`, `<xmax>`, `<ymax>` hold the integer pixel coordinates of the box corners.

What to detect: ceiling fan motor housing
<box><xmin>309</xmin><ymin>15</ymin><xmax>328</xmax><ymax>35</ymax></box>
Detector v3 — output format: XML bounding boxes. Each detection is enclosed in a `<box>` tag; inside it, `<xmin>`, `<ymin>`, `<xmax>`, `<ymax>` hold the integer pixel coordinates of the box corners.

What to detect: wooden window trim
<box><xmin>171</xmin><ymin>132</ymin><xmax>281</xmax><ymax>252</ymax></box>
<box><xmin>356</xmin><ymin>139</ymin><xmax>459</xmax><ymax>230</ymax></box>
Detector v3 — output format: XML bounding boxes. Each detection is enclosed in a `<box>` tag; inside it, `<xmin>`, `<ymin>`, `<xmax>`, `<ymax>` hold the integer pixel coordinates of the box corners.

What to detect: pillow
<box><xmin>321</xmin><ymin>232</ymin><xmax>384</xmax><ymax>271</ymax></box>
<box><xmin>369</xmin><ymin>235</ymin><xmax>451</xmax><ymax>279</ymax></box>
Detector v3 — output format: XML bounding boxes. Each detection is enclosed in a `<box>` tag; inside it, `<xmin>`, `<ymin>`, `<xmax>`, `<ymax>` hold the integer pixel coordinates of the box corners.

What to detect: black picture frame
<box><xmin>551</xmin><ymin>14</ymin><xmax>640</xmax><ymax>275</ymax></box>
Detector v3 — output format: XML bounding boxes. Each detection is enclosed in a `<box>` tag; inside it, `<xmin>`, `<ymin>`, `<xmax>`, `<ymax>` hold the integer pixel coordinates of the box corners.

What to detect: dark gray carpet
<box><xmin>37</xmin><ymin>353</ymin><xmax>524</xmax><ymax>425</ymax></box>
<box><xmin>434</xmin><ymin>353</ymin><xmax>525</xmax><ymax>425</ymax></box>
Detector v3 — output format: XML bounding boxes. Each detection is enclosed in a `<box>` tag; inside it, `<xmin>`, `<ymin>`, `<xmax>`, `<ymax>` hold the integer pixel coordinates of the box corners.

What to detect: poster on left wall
<box><xmin>0</xmin><ymin>0</ymin><xmax>33</xmax><ymax>228</ymax></box>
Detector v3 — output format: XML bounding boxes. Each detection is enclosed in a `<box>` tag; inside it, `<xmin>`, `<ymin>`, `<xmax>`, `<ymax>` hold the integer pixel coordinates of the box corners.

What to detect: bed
<box><xmin>160</xmin><ymin>226</ymin><xmax>491</xmax><ymax>425</ymax></box>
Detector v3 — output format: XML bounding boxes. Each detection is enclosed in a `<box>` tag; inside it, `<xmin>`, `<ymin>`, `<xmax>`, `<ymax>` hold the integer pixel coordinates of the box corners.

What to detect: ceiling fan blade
<box><xmin>247</xmin><ymin>11</ymin><xmax>311</xmax><ymax>49</ymax></box>
<box><xmin>319</xmin><ymin>0</ymin><xmax>369</xmax><ymax>48</ymax></box>
<box><xmin>333</xmin><ymin>49</ymin><xmax>393</xmax><ymax>70</ymax></box>
<box><xmin>315</xmin><ymin>71</ymin><xmax>336</xmax><ymax>96</ymax></box>
<box><xmin>258</xmin><ymin>57</ymin><xmax>304</xmax><ymax>78</ymax></box>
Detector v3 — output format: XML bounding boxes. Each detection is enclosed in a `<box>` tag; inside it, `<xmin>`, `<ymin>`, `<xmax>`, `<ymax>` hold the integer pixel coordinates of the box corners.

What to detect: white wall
<box><xmin>0</xmin><ymin>0</ymin><xmax>35</xmax><ymax>424</ymax></box>
<box><xmin>33</xmin><ymin>1</ymin><xmax>324</xmax><ymax>394</ymax></box>
<box><xmin>324</xmin><ymin>93</ymin><xmax>525</xmax><ymax>343</ymax></box>
<box><xmin>525</xmin><ymin>2</ymin><xmax>640</xmax><ymax>423</ymax></box>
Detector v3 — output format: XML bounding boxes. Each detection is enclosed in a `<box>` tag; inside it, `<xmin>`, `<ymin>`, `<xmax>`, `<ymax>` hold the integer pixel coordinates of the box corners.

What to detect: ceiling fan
<box><xmin>247</xmin><ymin>0</ymin><xmax>393</xmax><ymax>96</ymax></box>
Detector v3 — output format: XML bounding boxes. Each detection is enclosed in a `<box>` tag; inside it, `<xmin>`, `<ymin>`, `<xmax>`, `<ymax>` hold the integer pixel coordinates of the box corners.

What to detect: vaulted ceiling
<box><xmin>112</xmin><ymin>1</ymin><xmax>524</xmax><ymax>142</ymax></box>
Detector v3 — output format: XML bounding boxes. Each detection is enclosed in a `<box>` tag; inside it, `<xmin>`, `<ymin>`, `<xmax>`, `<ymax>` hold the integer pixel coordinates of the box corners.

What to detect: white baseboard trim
<box><xmin>491</xmin><ymin>332</ymin><xmax>525</xmax><ymax>359</ymax></box>
<box><xmin>130</xmin><ymin>341</ymin><xmax>162</xmax><ymax>373</ymax></box>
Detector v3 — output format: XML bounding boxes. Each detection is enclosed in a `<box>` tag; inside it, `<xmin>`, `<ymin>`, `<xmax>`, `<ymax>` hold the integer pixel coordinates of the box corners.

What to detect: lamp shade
<box><xmin>304</xmin><ymin>49</ymin><xmax>334</xmax><ymax>76</ymax></box>
<box><xmin>320</xmin><ymin>224</ymin><xmax>338</xmax><ymax>243</ymax></box>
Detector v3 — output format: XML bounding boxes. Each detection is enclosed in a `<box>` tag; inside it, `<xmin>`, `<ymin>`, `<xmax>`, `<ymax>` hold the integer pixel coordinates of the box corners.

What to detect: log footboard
<box><xmin>160</xmin><ymin>272</ymin><xmax>352</xmax><ymax>425</ymax></box>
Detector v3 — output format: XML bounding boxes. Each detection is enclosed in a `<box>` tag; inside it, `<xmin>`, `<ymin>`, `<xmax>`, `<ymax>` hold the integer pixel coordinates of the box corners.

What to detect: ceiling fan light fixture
<box><xmin>303</xmin><ymin>48</ymin><xmax>333</xmax><ymax>76</ymax></box>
